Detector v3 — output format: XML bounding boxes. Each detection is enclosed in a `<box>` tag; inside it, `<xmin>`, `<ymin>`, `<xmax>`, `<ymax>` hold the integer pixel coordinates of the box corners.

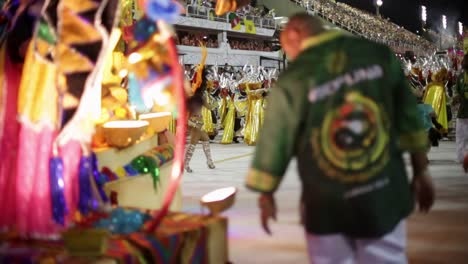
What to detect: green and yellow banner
<box><xmin>244</xmin><ymin>18</ymin><xmax>256</xmax><ymax>34</ymax></box>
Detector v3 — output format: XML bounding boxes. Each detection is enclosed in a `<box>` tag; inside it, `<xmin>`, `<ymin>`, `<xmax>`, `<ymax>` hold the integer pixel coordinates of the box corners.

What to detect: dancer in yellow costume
<box><xmin>244</xmin><ymin>83</ymin><xmax>267</xmax><ymax>146</ymax></box>
<box><xmin>220</xmin><ymin>89</ymin><xmax>236</xmax><ymax>144</ymax></box>
<box><xmin>233</xmin><ymin>88</ymin><xmax>248</xmax><ymax>141</ymax></box>
<box><xmin>423</xmin><ymin>69</ymin><xmax>449</xmax><ymax>133</ymax></box>
<box><xmin>201</xmin><ymin>80</ymin><xmax>217</xmax><ymax>137</ymax></box>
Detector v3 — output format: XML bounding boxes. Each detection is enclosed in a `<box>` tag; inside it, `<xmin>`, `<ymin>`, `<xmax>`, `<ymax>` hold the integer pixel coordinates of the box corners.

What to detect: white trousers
<box><xmin>456</xmin><ymin>118</ymin><xmax>468</xmax><ymax>163</ymax></box>
<box><xmin>306</xmin><ymin>221</ymin><xmax>407</xmax><ymax>264</ymax></box>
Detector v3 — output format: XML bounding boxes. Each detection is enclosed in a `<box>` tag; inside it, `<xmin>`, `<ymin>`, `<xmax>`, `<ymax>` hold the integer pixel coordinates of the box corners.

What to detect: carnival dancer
<box><xmin>454</xmin><ymin>55</ymin><xmax>468</xmax><ymax>163</ymax></box>
<box><xmin>216</xmin><ymin>74</ymin><xmax>239</xmax><ymax>144</ymax></box>
<box><xmin>244</xmin><ymin>81</ymin><xmax>267</xmax><ymax>146</ymax></box>
<box><xmin>185</xmin><ymin>69</ymin><xmax>216</xmax><ymax>173</ymax></box>
<box><xmin>233</xmin><ymin>85</ymin><xmax>248</xmax><ymax>142</ymax></box>
<box><xmin>220</xmin><ymin>88</ymin><xmax>236</xmax><ymax>144</ymax></box>
<box><xmin>217</xmin><ymin>87</ymin><xmax>228</xmax><ymax>130</ymax></box>
<box><xmin>423</xmin><ymin>68</ymin><xmax>449</xmax><ymax>134</ymax></box>
<box><xmin>201</xmin><ymin>78</ymin><xmax>218</xmax><ymax>139</ymax></box>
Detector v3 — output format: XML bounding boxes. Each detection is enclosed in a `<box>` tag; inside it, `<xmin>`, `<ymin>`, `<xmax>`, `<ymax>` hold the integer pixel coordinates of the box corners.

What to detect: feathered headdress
<box><xmin>191</xmin><ymin>44</ymin><xmax>207</xmax><ymax>93</ymax></box>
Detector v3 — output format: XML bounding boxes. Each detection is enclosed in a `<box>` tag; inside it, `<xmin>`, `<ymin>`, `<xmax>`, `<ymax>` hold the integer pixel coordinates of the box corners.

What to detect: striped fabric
<box><xmin>0</xmin><ymin>212</ymin><xmax>223</xmax><ymax>264</ymax></box>
<box><xmin>169</xmin><ymin>118</ymin><xmax>177</xmax><ymax>133</ymax></box>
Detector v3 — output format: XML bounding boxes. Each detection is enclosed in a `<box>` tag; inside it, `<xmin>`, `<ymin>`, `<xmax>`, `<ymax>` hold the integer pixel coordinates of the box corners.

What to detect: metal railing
<box><xmin>183</xmin><ymin>5</ymin><xmax>276</xmax><ymax>30</ymax></box>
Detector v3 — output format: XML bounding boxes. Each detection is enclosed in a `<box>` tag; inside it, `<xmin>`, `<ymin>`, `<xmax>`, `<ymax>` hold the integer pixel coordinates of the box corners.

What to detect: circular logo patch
<box><xmin>312</xmin><ymin>91</ymin><xmax>390</xmax><ymax>183</ymax></box>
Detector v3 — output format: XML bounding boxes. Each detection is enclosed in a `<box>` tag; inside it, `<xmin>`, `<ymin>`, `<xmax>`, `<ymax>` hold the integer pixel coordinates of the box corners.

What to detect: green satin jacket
<box><xmin>246</xmin><ymin>31</ymin><xmax>427</xmax><ymax>238</ymax></box>
<box><xmin>455</xmin><ymin>73</ymin><xmax>468</xmax><ymax>119</ymax></box>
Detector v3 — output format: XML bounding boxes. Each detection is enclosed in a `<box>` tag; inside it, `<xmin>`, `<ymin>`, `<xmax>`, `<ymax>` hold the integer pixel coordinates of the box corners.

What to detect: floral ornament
<box><xmin>94</xmin><ymin>208</ymin><xmax>151</xmax><ymax>234</ymax></box>
<box><xmin>144</xmin><ymin>0</ymin><xmax>182</xmax><ymax>23</ymax></box>
<box><xmin>133</xmin><ymin>16</ymin><xmax>158</xmax><ymax>42</ymax></box>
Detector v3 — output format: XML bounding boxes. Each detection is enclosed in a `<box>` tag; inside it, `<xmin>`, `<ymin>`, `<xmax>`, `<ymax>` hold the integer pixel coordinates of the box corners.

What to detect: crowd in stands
<box><xmin>177</xmin><ymin>32</ymin><xmax>219</xmax><ymax>48</ymax></box>
<box><xmin>180</xmin><ymin>0</ymin><xmax>439</xmax><ymax>54</ymax></box>
<box><xmin>181</xmin><ymin>0</ymin><xmax>215</xmax><ymax>8</ymax></box>
<box><xmin>290</xmin><ymin>0</ymin><xmax>436</xmax><ymax>53</ymax></box>
<box><xmin>183</xmin><ymin>0</ymin><xmax>273</xmax><ymax>17</ymax></box>
<box><xmin>176</xmin><ymin>31</ymin><xmax>275</xmax><ymax>52</ymax></box>
<box><xmin>228</xmin><ymin>38</ymin><xmax>274</xmax><ymax>51</ymax></box>
<box><xmin>182</xmin><ymin>0</ymin><xmax>276</xmax><ymax>29</ymax></box>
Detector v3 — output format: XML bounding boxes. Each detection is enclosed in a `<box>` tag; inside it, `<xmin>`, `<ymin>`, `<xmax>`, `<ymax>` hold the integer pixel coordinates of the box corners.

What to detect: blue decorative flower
<box><xmin>94</xmin><ymin>208</ymin><xmax>151</xmax><ymax>234</ymax></box>
<box><xmin>133</xmin><ymin>16</ymin><xmax>158</xmax><ymax>42</ymax></box>
<box><xmin>145</xmin><ymin>0</ymin><xmax>181</xmax><ymax>23</ymax></box>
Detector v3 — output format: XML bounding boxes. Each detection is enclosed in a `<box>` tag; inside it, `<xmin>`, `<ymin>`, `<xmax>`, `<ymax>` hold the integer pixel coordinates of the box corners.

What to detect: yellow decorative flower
<box><xmin>115</xmin><ymin>107</ymin><xmax>128</xmax><ymax>119</ymax></box>
<box><xmin>115</xmin><ymin>167</ymin><xmax>127</xmax><ymax>178</ymax></box>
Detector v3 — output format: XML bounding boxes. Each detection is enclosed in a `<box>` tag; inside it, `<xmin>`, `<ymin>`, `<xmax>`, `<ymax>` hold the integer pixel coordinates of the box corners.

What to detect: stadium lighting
<box><xmin>421</xmin><ymin>6</ymin><xmax>427</xmax><ymax>23</ymax></box>
<box><xmin>442</xmin><ymin>15</ymin><xmax>447</xmax><ymax>30</ymax></box>
<box><xmin>459</xmin><ymin>22</ymin><xmax>464</xmax><ymax>36</ymax></box>
<box><xmin>375</xmin><ymin>0</ymin><xmax>383</xmax><ymax>16</ymax></box>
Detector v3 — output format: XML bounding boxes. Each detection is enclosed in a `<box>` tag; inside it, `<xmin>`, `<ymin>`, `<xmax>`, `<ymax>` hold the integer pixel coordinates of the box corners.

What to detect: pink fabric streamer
<box><xmin>0</xmin><ymin>53</ymin><xmax>81</xmax><ymax>237</ymax></box>
<box><xmin>15</xmin><ymin>122</ymin><xmax>83</xmax><ymax>237</ymax></box>
<box><xmin>61</xmin><ymin>140</ymin><xmax>82</xmax><ymax>224</ymax></box>
<box><xmin>23</xmin><ymin>126</ymin><xmax>59</xmax><ymax>237</ymax></box>
<box><xmin>0</xmin><ymin>54</ymin><xmax>21</xmax><ymax>229</ymax></box>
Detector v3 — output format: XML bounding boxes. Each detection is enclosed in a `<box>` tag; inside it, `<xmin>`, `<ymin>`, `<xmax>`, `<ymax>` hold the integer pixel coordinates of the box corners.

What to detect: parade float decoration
<box><xmin>95</xmin><ymin>0</ymin><xmax>187</xmax><ymax>217</ymax></box>
<box><xmin>0</xmin><ymin>0</ymin><xmax>121</xmax><ymax>238</ymax></box>
<box><xmin>0</xmin><ymin>0</ymin><xmax>235</xmax><ymax>262</ymax></box>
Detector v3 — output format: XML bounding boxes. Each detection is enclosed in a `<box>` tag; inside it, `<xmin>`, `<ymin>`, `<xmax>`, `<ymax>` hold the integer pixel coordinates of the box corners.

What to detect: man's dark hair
<box><xmin>285</xmin><ymin>12</ymin><xmax>325</xmax><ymax>36</ymax></box>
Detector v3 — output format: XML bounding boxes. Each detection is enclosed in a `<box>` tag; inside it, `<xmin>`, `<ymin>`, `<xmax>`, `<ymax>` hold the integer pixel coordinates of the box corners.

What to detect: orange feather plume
<box><xmin>191</xmin><ymin>44</ymin><xmax>207</xmax><ymax>93</ymax></box>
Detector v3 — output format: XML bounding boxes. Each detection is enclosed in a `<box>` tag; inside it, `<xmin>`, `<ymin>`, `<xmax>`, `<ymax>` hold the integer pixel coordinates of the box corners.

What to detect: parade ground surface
<box><xmin>180</xmin><ymin>141</ymin><xmax>468</xmax><ymax>264</ymax></box>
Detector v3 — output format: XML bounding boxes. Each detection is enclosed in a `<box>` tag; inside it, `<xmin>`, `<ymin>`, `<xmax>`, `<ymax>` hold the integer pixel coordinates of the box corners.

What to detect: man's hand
<box><xmin>412</xmin><ymin>172</ymin><xmax>435</xmax><ymax>213</ymax></box>
<box><xmin>258</xmin><ymin>193</ymin><xmax>277</xmax><ymax>235</ymax></box>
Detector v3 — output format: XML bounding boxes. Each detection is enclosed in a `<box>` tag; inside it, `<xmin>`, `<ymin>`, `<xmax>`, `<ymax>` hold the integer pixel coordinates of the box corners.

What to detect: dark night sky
<box><xmin>338</xmin><ymin>0</ymin><xmax>468</xmax><ymax>35</ymax></box>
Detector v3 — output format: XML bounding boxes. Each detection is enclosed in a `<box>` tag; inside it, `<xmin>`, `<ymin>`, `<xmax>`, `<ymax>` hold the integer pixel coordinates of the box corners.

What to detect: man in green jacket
<box><xmin>454</xmin><ymin>55</ymin><xmax>468</xmax><ymax>164</ymax></box>
<box><xmin>245</xmin><ymin>13</ymin><xmax>435</xmax><ymax>263</ymax></box>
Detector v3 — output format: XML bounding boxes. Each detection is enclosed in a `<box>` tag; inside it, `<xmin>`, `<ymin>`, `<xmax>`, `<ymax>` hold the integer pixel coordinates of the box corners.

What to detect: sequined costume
<box><xmin>244</xmin><ymin>84</ymin><xmax>267</xmax><ymax>146</ymax></box>
<box><xmin>185</xmin><ymin>72</ymin><xmax>216</xmax><ymax>173</ymax></box>
<box><xmin>233</xmin><ymin>89</ymin><xmax>248</xmax><ymax>141</ymax></box>
<box><xmin>423</xmin><ymin>71</ymin><xmax>449</xmax><ymax>133</ymax></box>
<box><xmin>220</xmin><ymin>94</ymin><xmax>236</xmax><ymax>144</ymax></box>
<box><xmin>185</xmin><ymin>103</ymin><xmax>216</xmax><ymax>172</ymax></box>
<box><xmin>201</xmin><ymin>90</ymin><xmax>217</xmax><ymax>136</ymax></box>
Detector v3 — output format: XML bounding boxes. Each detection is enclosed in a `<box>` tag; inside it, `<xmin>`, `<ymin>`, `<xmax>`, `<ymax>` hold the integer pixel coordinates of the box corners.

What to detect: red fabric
<box><xmin>0</xmin><ymin>54</ymin><xmax>22</xmax><ymax>229</ymax></box>
<box><xmin>463</xmin><ymin>154</ymin><xmax>468</xmax><ymax>172</ymax></box>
